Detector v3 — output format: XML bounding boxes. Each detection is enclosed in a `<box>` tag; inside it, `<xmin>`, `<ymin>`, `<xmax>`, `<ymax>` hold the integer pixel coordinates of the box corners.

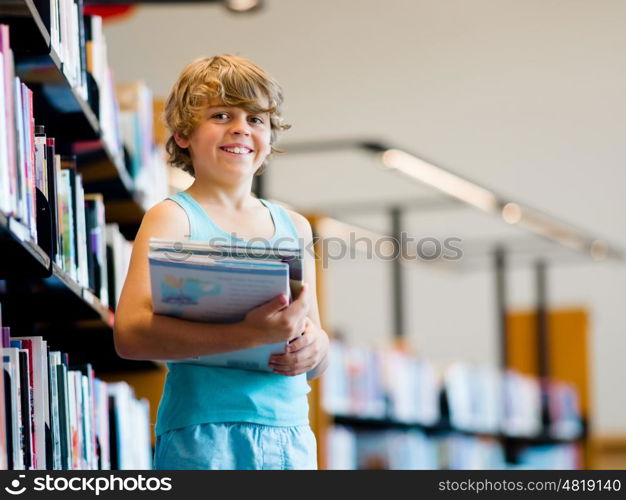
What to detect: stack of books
<box><xmin>501</xmin><ymin>369</ymin><xmax>543</xmax><ymax>437</ymax></box>
<box><xmin>322</xmin><ymin>341</ymin><xmax>440</xmax><ymax>424</ymax></box>
<box><xmin>114</xmin><ymin>81</ymin><xmax>168</xmax><ymax>210</ymax></box>
<box><xmin>148</xmin><ymin>238</ymin><xmax>304</xmax><ymax>372</ymax></box>
<box><xmin>444</xmin><ymin>363</ymin><xmax>503</xmax><ymax>434</ymax></box>
<box><xmin>1</xmin><ymin>24</ymin><xmax>38</xmax><ymax>241</ymax></box>
<box><xmin>84</xmin><ymin>13</ymin><xmax>125</xmax><ymax>165</ymax></box>
<box><xmin>49</xmin><ymin>0</ymin><xmax>89</xmax><ymax>102</ymax></box>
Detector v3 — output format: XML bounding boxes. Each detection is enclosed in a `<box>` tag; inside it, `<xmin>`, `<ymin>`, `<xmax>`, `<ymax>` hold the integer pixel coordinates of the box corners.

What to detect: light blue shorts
<box><xmin>153</xmin><ymin>422</ymin><xmax>318</xmax><ymax>470</ymax></box>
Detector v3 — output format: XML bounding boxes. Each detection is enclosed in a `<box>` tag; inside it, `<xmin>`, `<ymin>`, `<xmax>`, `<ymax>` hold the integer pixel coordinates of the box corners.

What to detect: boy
<box><xmin>114</xmin><ymin>55</ymin><xmax>329</xmax><ymax>469</ymax></box>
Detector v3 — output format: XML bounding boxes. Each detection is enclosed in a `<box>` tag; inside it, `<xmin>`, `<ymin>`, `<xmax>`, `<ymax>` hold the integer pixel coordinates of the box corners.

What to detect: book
<box><xmin>108</xmin><ymin>382</ymin><xmax>152</xmax><ymax>470</ymax></box>
<box><xmin>0</xmin><ymin>50</ymin><xmax>10</xmax><ymax>216</ymax></box>
<box><xmin>0</xmin><ymin>25</ymin><xmax>17</xmax><ymax>217</ymax></box>
<box><xmin>3</xmin><ymin>348</ymin><xmax>23</xmax><ymax>470</ymax></box>
<box><xmin>84</xmin><ymin>194</ymin><xmax>109</xmax><ymax>305</ymax></box>
<box><xmin>16</xmin><ymin>348</ymin><xmax>32</xmax><ymax>469</ymax></box>
<box><xmin>12</xmin><ymin>337</ymin><xmax>50</xmax><ymax>470</ymax></box>
<box><xmin>148</xmin><ymin>238</ymin><xmax>304</xmax><ymax>372</ymax></box>
<box><xmin>105</xmin><ymin>223</ymin><xmax>132</xmax><ymax>309</ymax></box>
<box><xmin>56</xmin><ymin>357</ymin><xmax>71</xmax><ymax>470</ymax></box>
<box><xmin>60</xmin><ymin>157</ymin><xmax>80</xmax><ymax>282</ymax></box>
<box><xmin>72</xmin><ymin>364</ymin><xmax>96</xmax><ymax>470</ymax></box>
<box><xmin>45</xmin><ymin>138</ymin><xmax>60</xmax><ymax>264</ymax></box>
<box><xmin>93</xmin><ymin>378</ymin><xmax>110</xmax><ymax>470</ymax></box>
<box><xmin>47</xmin><ymin>351</ymin><xmax>62</xmax><ymax>470</ymax></box>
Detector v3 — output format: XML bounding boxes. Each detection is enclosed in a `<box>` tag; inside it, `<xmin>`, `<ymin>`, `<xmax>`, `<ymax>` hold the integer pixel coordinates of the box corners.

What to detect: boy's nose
<box><xmin>230</xmin><ymin>118</ymin><xmax>251</xmax><ymax>136</ymax></box>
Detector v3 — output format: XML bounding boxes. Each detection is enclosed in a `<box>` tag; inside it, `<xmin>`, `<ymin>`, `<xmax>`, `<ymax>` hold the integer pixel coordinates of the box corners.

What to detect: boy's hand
<box><xmin>243</xmin><ymin>284</ymin><xmax>311</xmax><ymax>344</ymax></box>
<box><xmin>268</xmin><ymin>318</ymin><xmax>329</xmax><ymax>376</ymax></box>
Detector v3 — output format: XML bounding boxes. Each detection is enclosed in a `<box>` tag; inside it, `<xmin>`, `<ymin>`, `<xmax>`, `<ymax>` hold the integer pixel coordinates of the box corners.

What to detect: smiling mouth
<box><xmin>220</xmin><ymin>146</ymin><xmax>253</xmax><ymax>154</ymax></box>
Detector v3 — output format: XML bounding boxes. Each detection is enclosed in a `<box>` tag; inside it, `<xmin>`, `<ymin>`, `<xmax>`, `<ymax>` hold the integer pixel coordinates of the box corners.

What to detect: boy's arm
<box><xmin>114</xmin><ymin>201</ymin><xmax>304</xmax><ymax>361</ymax></box>
<box><xmin>269</xmin><ymin>211</ymin><xmax>330</xmax><ymax>380</ymax></box>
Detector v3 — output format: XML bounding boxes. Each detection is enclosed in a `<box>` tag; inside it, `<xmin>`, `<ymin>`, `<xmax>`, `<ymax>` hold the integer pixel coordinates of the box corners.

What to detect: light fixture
<box><xmin>513</xmin><ymin>210</ymin><xmax>588</xmax><ymax>253</ymax></box>
<box><xmin>381</xmin><ymin>149</ymin><xmax>499</xmax><ymax>214</ymax></box>
<box><xmin>501</xmin><ymin>203</ymin><xmax>522</xmax><ymax>224</ymax></box>
<box><xmin>281</xmin><ymin>138</ymin><xmax>624</xmax><ymax>263</ymax></box>
<box><xmin>224</xmin><ymin>0</ymin><xmax>261</xmax><ymax>13</ymax></box>
<box><xmin>378</xmin><ymin>149</ymin><xmax>609</xmax><ymax>259</ymax></box>
<box><xmin>590</xmin><ymin>240</ymin><xmax>609</xmax><ymax>261</ymax></box>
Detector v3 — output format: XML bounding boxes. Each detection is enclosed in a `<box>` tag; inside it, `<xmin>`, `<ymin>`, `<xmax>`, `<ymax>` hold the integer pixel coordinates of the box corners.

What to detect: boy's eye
<box><xmin>249</xmin><ymin>116</ymin><xmax>264</xmax><ymax>125</ymax></box>
<box><xmin>212</xmin><ymin>113</ymin><xmax>229</xmax><ymax>120</ymax></box>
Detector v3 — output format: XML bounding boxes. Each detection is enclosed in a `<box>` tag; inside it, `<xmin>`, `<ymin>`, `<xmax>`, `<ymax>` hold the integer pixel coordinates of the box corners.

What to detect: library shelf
<box><xmin>0</xmin><ymin>210</ymin><xmax>51</xmax><ymax>278</ymax></box>
<box><xmin>0</xmin><ymin>211</ymin><xmax>158</xmax><ymax>373</ymax></box>
<box><xmin>330</xmin><ymin>414</ymin><xmax>585</xmax><ymax>446</ymax></box>
<box><xmin>0</xmin><ymin>0</ymin><xmax>146</xmax><ymax>238</ymax></box>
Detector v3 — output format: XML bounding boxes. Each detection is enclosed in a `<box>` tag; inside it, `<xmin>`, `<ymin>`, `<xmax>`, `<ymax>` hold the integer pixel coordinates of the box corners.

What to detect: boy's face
<box><xmin>176</xmin><ymin>98</ymin><xmax>272</xmax><ymax>184</ymax></box>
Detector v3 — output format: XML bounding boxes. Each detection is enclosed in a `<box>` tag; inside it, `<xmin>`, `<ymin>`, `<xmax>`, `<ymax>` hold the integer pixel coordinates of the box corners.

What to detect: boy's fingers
<box><xmin>271</xmin><ymin>358</ymin><xmax>316</xmax><ymax>375</ymax></box>
<box><xmin>258</xmin><ymin>293</ymin><xmax>288</xmax><ymax>316</ymax></box>
<box><xmin>285</xmin><ymin>330</ymin><xmax>314</xmax><ymax>353</ymax></box>
<box><xmin>270</xmin><ymin>352</ymin><xmax>316</xmax><ymax>368</ymax></box>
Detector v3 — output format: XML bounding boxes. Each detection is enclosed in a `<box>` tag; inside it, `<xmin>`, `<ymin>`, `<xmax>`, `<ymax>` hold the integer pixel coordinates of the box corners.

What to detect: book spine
<box><xmin>0</xmin><ymin>26</ymin><xmax>17</xmax><ymax>217</ymax></box>
<box><xmin>23</xmin><ymin>85</ymin><xmax>37</xmax><ymax>242</ymax></box>
<box><xmin>56</xmin><ymin>361</ymin><xmax>70</xmax><ymax>470</ymax></box>
<box><xmin>54</xmin><ymin>154</ymin><xmax>64</xmax><ymax>268</ymax></box>
<box><xmin>16</xmin><ymin>349</ymin><xmax>32</xmax><ymax>470</ymax></box>
<box><xmin>46</xmin><ymin>138</ymin><xmax>59</xmax><ymax>262</ymax></box>
<box><xmin>13</xmin><ymin>76</ymin><xmax>26</xmax><ymax>227</ymax></box>
<box><xmin>3</xmin><ymin>357</ymin><xmax>15</xmax><ymax>470</ymax></box>
<box><xmin>74</xmin><ymin>174</ymin><xmax>88</xmax><ymax>286</ymax></box>
<box><xmin>0</xmin><ymin>51</ymin><xmax>10</xmax><ymax>215</ymax></box>
<box><xmin>4</xmin><ymin>349</ymin><xmax>24</xmax><ymax>470</ymax></box>
<box><xmin>48</xmin><ymin>352</ymin><xmax>61</xmax><ymax>470</ymax></box>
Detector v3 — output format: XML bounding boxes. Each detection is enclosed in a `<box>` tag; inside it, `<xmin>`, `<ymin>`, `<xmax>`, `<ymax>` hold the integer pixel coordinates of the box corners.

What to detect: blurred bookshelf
<box><xmin>318</xmin><ymin>341</ymin><xmax>585</xmax><ymax>469</ymax></box>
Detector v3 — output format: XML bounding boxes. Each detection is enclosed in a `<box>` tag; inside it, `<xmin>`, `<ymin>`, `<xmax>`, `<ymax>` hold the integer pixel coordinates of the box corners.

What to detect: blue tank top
<box><xmin>154</xmin><ymin>192</ymin><xmax>311</xmax><ymax>436</ymax></box>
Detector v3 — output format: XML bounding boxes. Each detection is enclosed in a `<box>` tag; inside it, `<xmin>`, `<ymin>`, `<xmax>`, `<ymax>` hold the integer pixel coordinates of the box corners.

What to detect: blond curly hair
<box><xmin>164</xmin><ymin>54</ymin><xmax>291</xmax><ymax>177</ymax></box>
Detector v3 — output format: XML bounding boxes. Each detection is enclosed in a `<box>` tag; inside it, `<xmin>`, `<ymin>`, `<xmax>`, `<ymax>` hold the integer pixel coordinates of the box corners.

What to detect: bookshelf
<box><xmin>0</xmin><ymin>0</ymin><xmax>146</xmax><ymax>239</ymax></box>
<box><xmin>315</xmin><ymin>336</ymin><xmax>585</xmax><ymax>469</ymax></box>
<box><xmin>302</xmin><ymin>225</ymin><xmax>590</xmax><ymax>469</ymax></box>
<box><xmin>0</xmin><ymin>0</ymin><xmax>163</xmax><ymax>469</ymax></box>
<box><xmin>0</xmin><ymin>0</ymin><xmax>163</xmax><ymax>366</ymax></box>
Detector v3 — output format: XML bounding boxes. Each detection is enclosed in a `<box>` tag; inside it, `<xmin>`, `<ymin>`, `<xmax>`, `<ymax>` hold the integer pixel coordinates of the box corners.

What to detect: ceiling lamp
<box><xmin>224</xmin><ymin>0</ymin><xmax>262</xmax><ymax>12</ymax></box>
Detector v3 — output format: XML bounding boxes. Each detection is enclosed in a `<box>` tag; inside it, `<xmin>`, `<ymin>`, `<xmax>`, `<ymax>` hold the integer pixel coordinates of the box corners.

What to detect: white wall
<box><xmin>104</xmin><ymin>0</ymin><xmax>626</xmax><ymax>433</ymax></box>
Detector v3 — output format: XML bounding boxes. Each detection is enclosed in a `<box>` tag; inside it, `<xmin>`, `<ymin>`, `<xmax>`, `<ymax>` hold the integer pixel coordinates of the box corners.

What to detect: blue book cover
<box><xmin>149</xmin><ymin>239</ymin><xmax>303</xmax><ymax>372</ymax></box>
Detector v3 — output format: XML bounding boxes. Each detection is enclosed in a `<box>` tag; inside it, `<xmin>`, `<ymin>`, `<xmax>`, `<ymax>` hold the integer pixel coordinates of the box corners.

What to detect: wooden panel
<box><xmin>508</xmin><ymin>308</ymin><xmax>590</xmax><ymax>468</ymax></box>
<box><xmin>506</xmin><ymin>311</ymin><xmax>538</xmax><ymax>375</ymax></box>
<box><xmin>589</xmin><ymin>436</ymin><xmax>626</xmax><ymax>469</ymax></box>
<box><xmin>507</xmin><ymin>308</ymin><xmax>589</xmax><ymax>417</ymax></box>
<box><xmin>306</xmin><ymin>214</ymin><xmax>331</xmax><ymax>470</ymax></box>
<box><xmin>153</xmin><ymin>98</ymin><xmax>168</xmax><ymax>146</ymax></box>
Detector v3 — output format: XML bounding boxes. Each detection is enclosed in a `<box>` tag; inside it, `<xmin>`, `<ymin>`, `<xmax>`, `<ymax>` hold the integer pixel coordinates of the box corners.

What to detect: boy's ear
<box><xmin>174</xmin><ymin>132</ymin><xmax>190</xmax><ymax>148</ymax></box>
